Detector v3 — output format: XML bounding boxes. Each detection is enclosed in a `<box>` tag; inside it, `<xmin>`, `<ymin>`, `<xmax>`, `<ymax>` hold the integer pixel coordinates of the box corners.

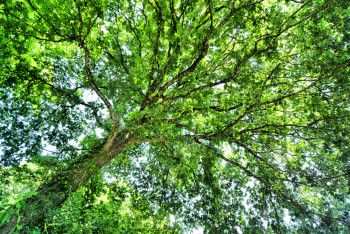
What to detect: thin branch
<box><xmin>80</xmin><ymin>43</ymin><xmax>119</xmax><ymax>129</ymax></box>
<box><xmin>194</xmin><ymin>139</ymin><xmax>267</xmax><ymax>183</ymax></box>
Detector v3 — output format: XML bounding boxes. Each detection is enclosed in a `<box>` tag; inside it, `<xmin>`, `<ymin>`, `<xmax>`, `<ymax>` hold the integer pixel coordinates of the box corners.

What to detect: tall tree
<box><xmin>1</xmin><ymin>0</ymin><xmax>350</xmax><ymax>232</ymax></box>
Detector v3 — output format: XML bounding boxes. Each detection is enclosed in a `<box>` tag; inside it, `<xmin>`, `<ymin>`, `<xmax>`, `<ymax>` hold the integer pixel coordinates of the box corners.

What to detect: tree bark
<box><xmin>0</xmin><ymin>127</ymin><xmax>136</xmax><ymax>234</ymax></box>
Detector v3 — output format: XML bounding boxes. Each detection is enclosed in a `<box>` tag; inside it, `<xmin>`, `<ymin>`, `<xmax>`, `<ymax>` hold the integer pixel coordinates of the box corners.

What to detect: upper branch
<box><xmin>80</xmin><ymin>43</ymin><xmax>119</xmax><ymax>129</ymax></box>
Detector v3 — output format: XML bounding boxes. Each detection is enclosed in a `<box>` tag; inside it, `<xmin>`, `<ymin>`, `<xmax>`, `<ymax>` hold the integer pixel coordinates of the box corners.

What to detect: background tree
<box><xmin>1</xmin><ymin>0</ymin><xmax>350</xmax><ymax>233</ymax></box>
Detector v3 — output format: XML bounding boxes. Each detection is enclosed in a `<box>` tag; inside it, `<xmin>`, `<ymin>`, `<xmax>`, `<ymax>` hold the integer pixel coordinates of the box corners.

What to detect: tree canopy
<box><xmin>1</xmin><ymin>0</ymin><xmax>350</xmax><ymax>233</ymax></box>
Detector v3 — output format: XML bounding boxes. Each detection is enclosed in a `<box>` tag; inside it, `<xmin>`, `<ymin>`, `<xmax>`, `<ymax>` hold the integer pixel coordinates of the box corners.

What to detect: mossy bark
<box><xmin>0</xmin><ymin>128</ymin><xmax>135</xmax><ymax>234</ymax></box>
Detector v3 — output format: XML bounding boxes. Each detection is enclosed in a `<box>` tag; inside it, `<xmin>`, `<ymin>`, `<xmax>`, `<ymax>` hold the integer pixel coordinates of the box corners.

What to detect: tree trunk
<box><xmin>0</xmin><ymin>128</ymin><xmax>136</xmax><ymax>234</ymax></box>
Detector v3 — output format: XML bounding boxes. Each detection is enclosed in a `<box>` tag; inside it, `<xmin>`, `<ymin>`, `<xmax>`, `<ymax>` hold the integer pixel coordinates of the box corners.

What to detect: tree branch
<box><xmin>80</xmin><ymin>43</ymin><xmax>119</xmax><ymax>129</ymax></box>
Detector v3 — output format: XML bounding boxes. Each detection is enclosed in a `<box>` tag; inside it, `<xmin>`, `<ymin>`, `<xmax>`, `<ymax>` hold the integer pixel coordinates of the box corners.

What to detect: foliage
<box><xmin>0</xmin><ymin>166</ymin><xmax>181</xmax><ymax>233</ymax></box>
<box><xmin>1</xmin><ymin>0</ymin><xmax>350</xmax><ymax>232</ymax></box>
<box><xmin>47</xmin><ymin>175</ymin><xmax>180</xmax><ymax>233</ymax></box>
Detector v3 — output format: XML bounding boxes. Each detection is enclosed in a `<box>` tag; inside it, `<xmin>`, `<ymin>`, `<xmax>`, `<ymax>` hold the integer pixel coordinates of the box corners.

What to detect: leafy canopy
<box><xmin>1</xmin><ymin>0</ymin><xmax>350</xmax><ymax>232</ymax></box>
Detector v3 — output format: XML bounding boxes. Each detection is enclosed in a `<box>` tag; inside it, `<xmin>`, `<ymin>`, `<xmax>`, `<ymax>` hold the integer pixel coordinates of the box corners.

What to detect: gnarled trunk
<box><xmin>0</xmin><ymin>128</ymin><xmax>135</xmax><ymax>234</ymax></box>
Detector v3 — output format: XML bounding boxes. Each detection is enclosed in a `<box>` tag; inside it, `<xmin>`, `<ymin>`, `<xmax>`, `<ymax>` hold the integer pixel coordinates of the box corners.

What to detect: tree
<box><xmin>0</xmin><ymin>0</ymin><xmax>349</xmax><ymax>232</ymax></box>
<box><xmin>1</xmin><ymin>165</ymin><xmax>181</xmax><ymax>233</ymax></box>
